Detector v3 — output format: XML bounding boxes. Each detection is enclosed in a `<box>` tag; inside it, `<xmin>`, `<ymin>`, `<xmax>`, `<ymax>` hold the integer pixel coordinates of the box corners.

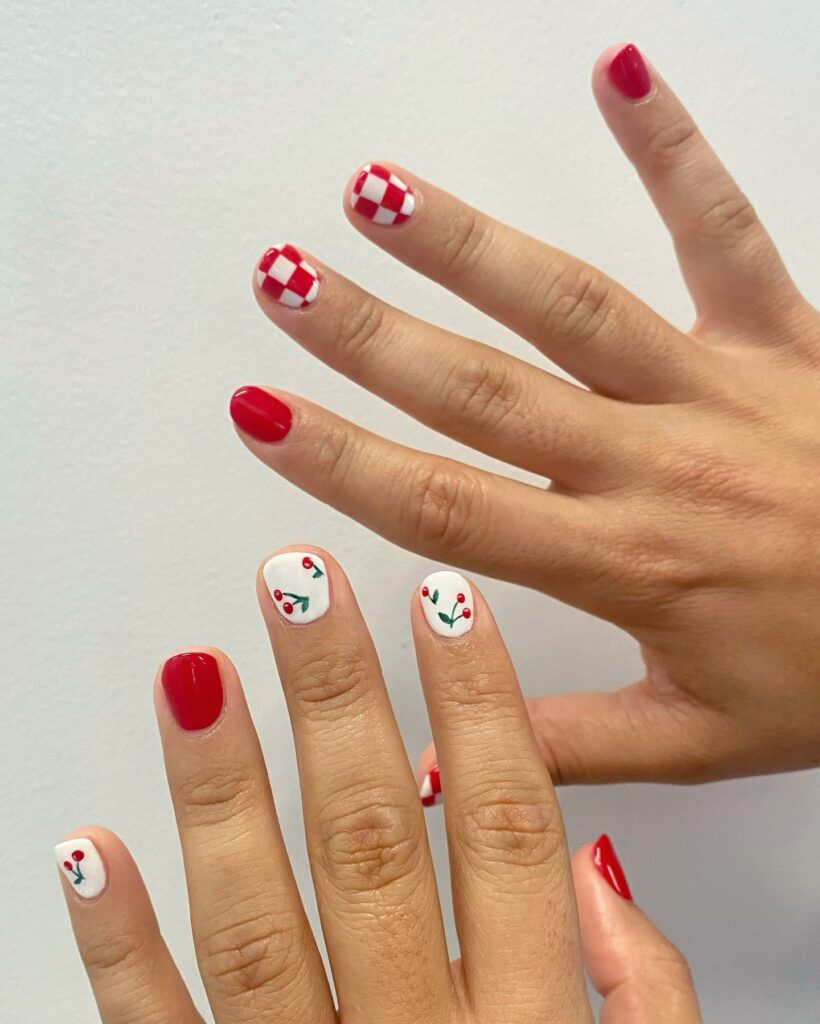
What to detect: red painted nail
<box><xmin>592</xmin><ymin>834</ymin><xmax>633</xmax><ymax>901</ymax></box>
<box><xmin>161</xmin><ymin>652</ymin><xmax>224</xmax><ymax>731</ymax></box>
<box><xmin>230</xmin><ymin>386</ymin><xmax>292</xmax><ymax>443</ymax></box>
<box><xmin>608</xmin><ymin>44</ymin><xmax>652</xmax><ymax>100</ymax></box>
<box><xmin>351</xmin><ymin>163</ymin><xmax>416</xmax><ymax>226</ymax></box>
<box><xmin>256</xmin><ymin>244</ymin><xmax>320</xmax><ymax>308</ymax></box>
<box><xmin>420</xmin><ymin>764</ymin><xmax>442</xmax><ymax>807</ymax></box>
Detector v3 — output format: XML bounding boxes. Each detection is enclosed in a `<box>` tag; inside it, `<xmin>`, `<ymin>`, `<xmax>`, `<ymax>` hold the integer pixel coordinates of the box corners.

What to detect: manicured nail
<box><xmin>230</xmin><ymin>386</ymin><xmax>293</xmax><ymax>443</ymax></box>
<box><xmin>55</xmin><ymin>838</ymin><xmax>106</xmax><ymax>899</ymax></box>
<box><xmin>256</xmin><ymin>244</ymin><xmax>320</xmax><ymax>308</ymax></box>
<box><xmin>420</xmin><ymin>764</ymin><xmax>442</xmax><ymax>807</ymax></box>
<box><xmin>161</xmin><ymin>651</ymin><xmax>224</xmax><ymax>731</ymax></box>
<box><xmin>608</xmin><ymin>44</ymin><xmax>652</xmax><ymax>100</ymax></box>
<box><xmin>351</xmin><ymin>163</ymin><xmax>416</xmax><ymax>226</ymax></box>
<box><xmin>263</xmin><ymin>551</ymin><xmax>330</xmax><ymax>624</ymax></box>
<box><xmin>592</xmin><ymin>834</ymin><xmax>633</xmax><ymax>901</ymax></box>
<box><xmin>419</xmin><ymin>571</ymin><xmax>474</xmax><ymax>637</ymax></box>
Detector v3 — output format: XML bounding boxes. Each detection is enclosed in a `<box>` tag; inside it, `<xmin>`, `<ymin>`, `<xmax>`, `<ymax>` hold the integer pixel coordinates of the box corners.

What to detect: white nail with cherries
<box><xmin>263</xmin><ymin>551</ymin><xmax>330</xmax><ymax>624</ymax></box>
<box><xmin>419</xmin><ymin>571</ymin><xmax>474</xmax><ymax>637</ymax></box>
<box><xmin>55</xmin><ymin>838</ymin><xmax>106</xmax><ymax>899</ymax></box>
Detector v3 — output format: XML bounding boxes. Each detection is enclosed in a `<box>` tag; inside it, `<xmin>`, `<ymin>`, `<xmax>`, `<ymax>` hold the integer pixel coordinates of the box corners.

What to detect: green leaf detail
<box><xmin>431</xmin><ymin>589</ymin><xmax>439</xmax><ymax>604</ymax></box>
<box><xmin>438</xmin><ymin>612</ymin><xmax>452</xmax><ymax>625</ymax></box>
<box><xmin>312</xmin><ymin>566</ymin><xmax>324</xmax><ymax>578</ymax></box>
<box><xmin>300</xmin><ymin>596</ymin><xmax>310</xmax><ymax>613</ymax></box>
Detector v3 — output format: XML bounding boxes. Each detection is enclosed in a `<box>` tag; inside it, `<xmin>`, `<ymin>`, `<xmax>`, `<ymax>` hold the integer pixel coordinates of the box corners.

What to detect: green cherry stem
<box><xmin>283</xmin><ymin>592</ymin><xmax>309</xmax><ymax>611</ymax></box>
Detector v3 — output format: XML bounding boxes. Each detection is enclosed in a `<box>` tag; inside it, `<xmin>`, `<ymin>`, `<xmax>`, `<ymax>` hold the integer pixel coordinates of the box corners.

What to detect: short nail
<box><xmin>608</xmin><ymin>44</ymin><xmax>652</xmax><ymax>100</ymax></box>
<box><xmin>263</xmin><ymin>551</ymin><xmax>330</xmax><ymax>624</ymax></box>
<box><xmin>161</xmin><ymin>651</ymin><xmax>224</xmax><ymax>731</ymax></box>
<box><xmin>419</xmin><ymin>571</ymin><xmax>474</xmax><ymax>637</ymax></box>
<box><xmin>230</xmin><ymin>386</ymin><xmax>293</xmax><ymax>443</ymax></box>
<box><xmin>351</xmin><ymin>163</ymin><xmax>416</xmax><ymax>226</ymax></box>
<box><xmin>256</xmin><ymin>243</ymin><xmax>321</xmax><ymax>308</ymax></box>
<box><xmin>55</xmin><ymin>838</ymin><xmax>106</xmax><ymax>899</ymax></box>
<box><xmin>420</xmin><ymin>764</ymin><xmax>442</xmax><ymax>807</ymax></box>
<box><xmin>592</xmin><ymin>833</ymin><xmax>633</xmax><ymax>901</ymax></box>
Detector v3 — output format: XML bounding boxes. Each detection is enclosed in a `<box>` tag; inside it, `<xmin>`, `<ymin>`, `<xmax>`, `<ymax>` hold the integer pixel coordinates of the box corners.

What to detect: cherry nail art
<box><xmin>420</xmin><ymin>764</ymin><xmax>442</xmax><ymax>807</ymax></box>
<box><xmin>592</xmin><ymin>833</ymin><xmax>633</xmax><ymax>901</ymax></box>
<box><xmin>256</xmin><ymin>244</ymin><xmax>320</xmax><ymax>308</ymax></box>
<box><xmin>230</xmin><ymin>386</ymin><xmax>292</xmax><ymax>443</ymax></box>
<box><xmin>161</xmin><ymin>652</ymin><xmax>224</xmax><ymax>731</ymax></box>
<box><xmin>608</xmin><ymin>44</ymin><xmax>652</xmax><ymax>100</ymax></box>
<box><xmin>351</xmin><ymin>163</ymin><xmax>416</xmax><ymax>226</ymax></box>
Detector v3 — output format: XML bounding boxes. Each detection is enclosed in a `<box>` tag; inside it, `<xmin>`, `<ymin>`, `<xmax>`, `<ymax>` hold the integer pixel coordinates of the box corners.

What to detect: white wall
<box><xmin>2</xmin><ymin>2</ymin><xmax>818</xmax><ymax>1020</ymax></box>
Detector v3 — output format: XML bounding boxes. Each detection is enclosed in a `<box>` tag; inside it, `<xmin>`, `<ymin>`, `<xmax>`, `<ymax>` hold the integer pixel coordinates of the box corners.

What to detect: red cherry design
<box><xmin>273</xmin><ymin>589</ymin><xmax>283</xmax><ymax>601</ymax></box>
<box><xmin>456</xmin><ymin>593</ymin><xmax>465</xmax><ymax>603</ymax></box>
<box><xmin>302</xmin><ymin>556</ymin><xmax>314</xmax><ymax>569</ymax></box>
<box><xmin>462</xmin><ymin>608</ymin><xmax>471</xmax><ymax>619</ymax></box>
<box><xmin>283</xmin><ymin>601</ymin><xmax>294</xmax><ymax>614</ymax></box>
<box><xmin>421</xmin><ymin>586</ymin><xmax>429</xmax><ymax>597</ymax></box>
<box><xmin>72</xmin><ymin>850</ymin><xmax>85</xmax><ymax>862</ymax></box>
<box><xmin>63</xmin><ymin>860</ymin><xmax>72</xmax><ymax>870</ymax></box>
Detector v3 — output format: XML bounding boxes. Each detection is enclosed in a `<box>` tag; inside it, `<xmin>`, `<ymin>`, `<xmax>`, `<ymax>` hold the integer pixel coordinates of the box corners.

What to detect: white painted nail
<box><xmin>55</xmin><ymin>838</ymin><xmax>106</xmax><ymax>899</ymax></box>
<box><xmin>263</xmin><ymin>551</ymin><xmax>330</xmax><ymax>624</ymax></box>
<box><xmin>419</xmin><ymin>571</ymin><xmax>474</xmax><ymax>637</ymax></box>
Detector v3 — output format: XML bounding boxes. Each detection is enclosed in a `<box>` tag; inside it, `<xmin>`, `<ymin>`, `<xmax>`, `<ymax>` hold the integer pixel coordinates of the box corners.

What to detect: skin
<box><xmin>234</xmin><ymin>46</ymin><xmax>820</xmax><ymax>785</ymax></box>
<box><xmin>58</xmin><ymin>548</ymin><xmax>701</xmax><ymax>1023</ymax></box>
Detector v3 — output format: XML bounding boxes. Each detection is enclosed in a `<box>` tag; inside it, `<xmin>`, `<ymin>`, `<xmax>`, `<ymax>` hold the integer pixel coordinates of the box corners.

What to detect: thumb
<box><xmin>572</xmin><ymin>836</ymin><xmax>702</xmax><ymax>1024</ymax></box>
<box><xmin>417</xmin><ymin>684</ymin><xmax>727</xmax><ymax>788</ymax></box>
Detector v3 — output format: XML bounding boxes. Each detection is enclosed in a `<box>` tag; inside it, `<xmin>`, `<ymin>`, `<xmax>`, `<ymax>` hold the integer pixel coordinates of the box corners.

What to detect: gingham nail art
<box><xmin>419</xmin><ymin>571</ymin><xmax>474</xmax><ymax>638</ymax></box>
<box><xmin>256</xmin><ymin>244</ymin><xmax>320</xmax><ymax>309</ymax></box>
<box><xmin>420</xmin><ymin>764</ymin><xmax>442</xmax><ymax>807</ymax></box>
<box><xmin>351</xmin><ymin>163</ymin><xmax>416</xmax><ymax>226</ymax></box>
<box><xmin>263</xmin><ymin>551</ymin><xmax>330</xmax><ymax>624</ymax></box>
<box><xmin>55</xmin><ymin>838</ymin><xmax>106</xmax><ymax>899</ymax></box>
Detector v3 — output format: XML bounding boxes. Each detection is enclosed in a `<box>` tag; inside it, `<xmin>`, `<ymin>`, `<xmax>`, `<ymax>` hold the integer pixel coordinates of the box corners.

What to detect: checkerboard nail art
<box><xmin>420</xmin><ymin>764</ymin><xmax>442</xmax><ymax>807</ymax></box>
<box><xmin>256</xmin><ymin>244</ymin><xmax>321</xmax><ymax>309</ymax></box>
<box><xmin>55</xmin><ymin>838</ymin><xmax>106</xmax><ymax>899</ymax></box>
<box><xmin>419</xmin><ymin>570</ymin><xmax>474</xmax><ymax>638</ymax></box>
<box><xmin>263</xmin><ymin>551</ymin><xmax>330</xmax><ymax>625</ymax></box>
<box><xmin>351</xmin><ymin>163</ymin><xmax>416</xmax><ymax>226</ymax></box>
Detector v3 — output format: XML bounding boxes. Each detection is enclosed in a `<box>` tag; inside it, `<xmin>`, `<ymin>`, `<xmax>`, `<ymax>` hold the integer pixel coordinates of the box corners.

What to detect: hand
<box><xmin>57</xmin><ymin>551</ymin><xmax>701</xmax><ymax>1022</ymax></box>
<box><xmin>230</xmin><ymin>43</ymin><xmax>820</xmax><ymax>785</ymax></box>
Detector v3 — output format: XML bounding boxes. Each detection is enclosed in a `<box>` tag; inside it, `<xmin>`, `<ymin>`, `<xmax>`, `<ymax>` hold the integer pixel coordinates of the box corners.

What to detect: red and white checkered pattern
<box><xmin>351</xmin><ymin>163</ymin><xmax>416</xmax><ymax>226</ymax></box>
<box><xmin>256</xmin><ymin>244</ymin><xmax>320</xmax><ymax>308</ymax></box>
<box><xmin>420</xmin><ymin>764</ymin><xmax>442</xmax><ymax>807</ymax></box>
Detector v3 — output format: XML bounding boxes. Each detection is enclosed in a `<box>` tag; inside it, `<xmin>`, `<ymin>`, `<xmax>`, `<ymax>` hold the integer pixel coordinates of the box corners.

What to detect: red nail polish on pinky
<box><xmin>592</xmin><ymin>833</ymin><xmax>633</xmax><ymax>901</ymax></box>
<box><xmin>230</xmin><ymin>386</ymin><xmax>293</xmax><ymax>443</ymax></box>
<box><xmin>608</xmin><ymin>43</ymin><xmax>652</xmax><ymax>100</ymax></box>
<box><xmin>420</xmin><ymin>764</ymin><xmax>442</xmax><ymax>808</ymax></box>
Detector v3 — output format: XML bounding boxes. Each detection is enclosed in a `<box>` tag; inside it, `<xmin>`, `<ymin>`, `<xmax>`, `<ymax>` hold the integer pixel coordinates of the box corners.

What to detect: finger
<box><xmin>257</xmin><ymin>547</ymin><xmax>455</xmax><ymax>1022</ymax></box>
<box><xmin>229</xmin><ymin>385</ymin><xmax>615</xmax><ymax>611</ymax></box>
<box><xmin>573</xmin><ymin>837</ymin><xmax>703</xmax><ymax>1022</ymax></box>
<box><xmin>412</xmin><ymin>571</ymin><xmax>592</xmax><ymax>1022</ymax></box>
<box><xmin>344</xmin><ymin>163</ymin><xmax>711</xmax><ymax>401</ymax></box>
<box><xmin>155</xmin><ymin>648</ymin><xmax>334</xmax><ymax>1024</ymax></box>
<box><xmin>252</xmin><ymin>243</ymin><xmax>629</xmax><ymax>488</ymax></box>
<box><xmin>55</xmin><ymin>827</ymin><xmax>204</xmax><ymax>1024</ymax></box>
<box><xmin>593</xmin><ymin>43</ymin><xmax>802</xmax><ymax>337</ymax></box>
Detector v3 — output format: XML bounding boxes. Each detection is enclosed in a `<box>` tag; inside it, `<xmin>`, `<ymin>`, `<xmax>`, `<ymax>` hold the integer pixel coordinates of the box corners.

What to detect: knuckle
<box><xmin>406</xmin><ymin>463</ymin><xmax>484</xmax><ymax>556</ymax></box>
<box><xmin>642</xmin><ymin>115</ymin><xmax>700</xmax><ymax>169</ymax></box>
<box><xmin>285</xmin><ymin>647</ymin><xmax>375</xmax><ymax>718</ymax></box>
<box><xmin>82</xmin><ymin>932</ymin><xmax>150</xmax><ymax>980</ymax></box>
<box><xmin>535</xmin><ymin>263</ymin><xmax>616</xmax><ymax>352</ymax></box>
<box><xmin>333</xmin><ymin>296</ymin><xmax>389</xmax><ymax>367</ymax></box>
<box><xmin>440</xmin><ymin>355</ymin><xmax>523</xmax><ymax>434</ymax></box>
<box><xmin>315</xmin><ymin>795</ymin><xmax>422</xmax><ymax>897</ymax></box>
<box><xmin>198</xmin><ymin>907</ymin><xmax>308</xmax><ymax>1002</ymax></box>
<box><xmin>175</xmin><ymin>764</ymin><xmax>260</xmax><ymax>828</ymax></box>
<box><xmin>694</xmin><ymin>190</ymin><xmax>759</xmax><ymax>246</ymax></box>
<box><xmin>457</xmin><ymin>787</ymin><xmax>560</xmax><ymax>874</ymax></box>
<box><xmin>438</xmin><ymin>208</ymin><xmax>493</xmax><ymax>278</ymax></box>
<box><xmin>310</xmin><ymin>420</ymin><xmax>359</xmax><ymax>489</ymax></box>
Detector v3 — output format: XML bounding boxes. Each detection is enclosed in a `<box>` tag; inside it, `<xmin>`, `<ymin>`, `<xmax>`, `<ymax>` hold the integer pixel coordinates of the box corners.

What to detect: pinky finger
<box><xmin>572</xmin><ymin>837</ymin><xmax>702</xmax><ymax>1023</ymax></box>
<box><xmin>56</xmin><ymin>827</ymin><xmax>204</xmax><ymax>1024</ymax></box>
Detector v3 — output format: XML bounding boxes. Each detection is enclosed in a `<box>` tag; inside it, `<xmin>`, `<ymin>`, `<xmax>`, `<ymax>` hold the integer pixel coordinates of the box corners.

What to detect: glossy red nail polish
<box><xmin>608</xmin><ymin>44</ymin><xmax>652</xmax><ymax>100</ymax></box>
<box><xmin>420</xmin><ymin>764</ymin><xmax>442</xmax><ymax>807</ymax></box>
<box><xmin>230</xmin><ymin>386</ymin><xmax>292</xmax><ymax>443</ymax></box>
<box><xmin>592</xmin><ymin>834</ymin><xmax>633</xmax><ymax>900</ymax></box>
<box><xmin>162</xmin><ymin>652</ymin><xmax>224</xmax><ymax>731</ymax></box>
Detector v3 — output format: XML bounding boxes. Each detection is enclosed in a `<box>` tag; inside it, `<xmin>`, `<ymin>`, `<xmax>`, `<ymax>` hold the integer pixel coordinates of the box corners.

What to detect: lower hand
<box><xmin>57</xmin><ymin>551</ymin><xmax>701</xmax><ymax>1022</ymax></box>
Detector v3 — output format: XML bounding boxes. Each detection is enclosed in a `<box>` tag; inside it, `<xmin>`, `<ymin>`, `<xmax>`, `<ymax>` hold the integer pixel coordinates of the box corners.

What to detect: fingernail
<box><xmin>161</xmin><ymin>651</ymin><xmax>224</xmax><ymax>731</ymax></box>
<box><xmin>256</xmin><ymin>244</ymin><xmax>321</xmax><ymax>309</ymax></box>
<box><xmin>419</xmin><ymin>571</ymin><xmax>474</xmax><ymax>638</ymax></box>
<box><xmin>351</xmin><ymin>163</ymin><xmax>416</xmax><ymax>226</ymax></box>
<box><xmin>592</xmin><ymin>834</ymin><xmax>633</xmax><ymax>901</ymax></box>
<box><xmin>55</xmin><ymin>838</ymin><xmax>106</xmax><ymax>899</ymax></box>
<box><xmin>420</xmin><ymin>764</ymin><xmax>442</xmax><ymax>807</ymax></box>
<box><xmin>230</xmin><ymin>386</ymin><xmax>293</xmax><ymax>443</ymax></box>
<box><xmin>608</xmin><ymin>44</ymin><xmax>652</xmax><ymax>100</ymax></box>
<box><xmin>263</xmin><ymin>551</ymin><xmax>330</xmax><ymax>625</ymax></box>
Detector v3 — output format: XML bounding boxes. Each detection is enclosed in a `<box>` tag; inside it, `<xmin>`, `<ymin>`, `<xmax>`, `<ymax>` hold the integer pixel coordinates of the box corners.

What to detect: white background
<box><xmin>2</xmin><ymin>2</ymin><xmax>819</xmax><ymax>1021</ymax></box>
